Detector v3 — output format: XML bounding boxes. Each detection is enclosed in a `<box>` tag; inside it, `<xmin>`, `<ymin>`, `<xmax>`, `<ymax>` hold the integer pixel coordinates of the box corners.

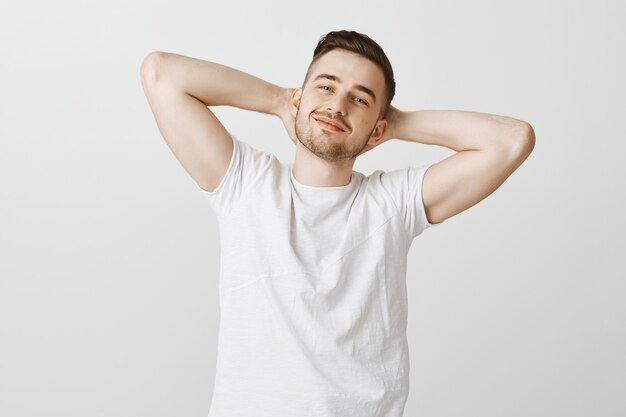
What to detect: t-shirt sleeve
<box><xmin>379</xmin><ymin>163</ymin><xmax>445</xmax><ymax>240</ymax></box>
<box><xmin>192</xmin><ymin>133</ymin><xmax>271</xmax><ymax>220</ymax></box>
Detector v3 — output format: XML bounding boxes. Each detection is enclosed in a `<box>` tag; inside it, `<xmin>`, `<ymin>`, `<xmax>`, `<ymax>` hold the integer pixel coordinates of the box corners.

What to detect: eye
<box><xmin>318</xmin><ymin>85</ymin><xmax>368</xmax><ymax>107</ymax></box>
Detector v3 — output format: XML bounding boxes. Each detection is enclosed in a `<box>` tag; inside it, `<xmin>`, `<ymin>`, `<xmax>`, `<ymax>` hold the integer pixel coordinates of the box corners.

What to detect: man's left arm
<box><xmin>388</xmin><ymin>107</ymin><xmax>535</xmax><ymax>225</ymax></box>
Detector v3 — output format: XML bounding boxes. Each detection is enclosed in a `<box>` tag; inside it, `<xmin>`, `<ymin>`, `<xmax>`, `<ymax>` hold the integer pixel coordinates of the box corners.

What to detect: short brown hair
<box><xmin>303</xmin><ymin>30</ymin><xmax>396</xmax><ymax>120</ymax></box>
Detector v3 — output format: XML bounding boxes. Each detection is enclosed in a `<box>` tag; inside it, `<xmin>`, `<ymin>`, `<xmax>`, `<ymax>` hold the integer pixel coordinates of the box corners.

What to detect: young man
<box><xmin>140</xmin><ymin>30</ymin><xmax>534</xmax><ymax>417</ymax></box>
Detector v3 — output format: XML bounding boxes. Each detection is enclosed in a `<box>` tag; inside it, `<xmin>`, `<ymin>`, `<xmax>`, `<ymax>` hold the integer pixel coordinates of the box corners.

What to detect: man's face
<box><xmin>293</xmin><ymin>49</ymin><xmax>387</xmax><ymax>162</ymax></box>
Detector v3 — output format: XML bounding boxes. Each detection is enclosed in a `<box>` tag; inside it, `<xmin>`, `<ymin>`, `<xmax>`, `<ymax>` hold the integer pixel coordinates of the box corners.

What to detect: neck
<box><xmin>292</xmin><ymin>142</ymin><xmax>355</xmax><ymax>187</ymax></box>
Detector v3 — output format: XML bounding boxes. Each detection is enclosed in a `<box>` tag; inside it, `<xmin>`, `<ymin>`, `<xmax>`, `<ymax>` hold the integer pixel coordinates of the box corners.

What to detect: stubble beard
<box><xmin>294</xmin><ymin>107</ymin><xmax>372</xmax><ymax>163</ymax></box>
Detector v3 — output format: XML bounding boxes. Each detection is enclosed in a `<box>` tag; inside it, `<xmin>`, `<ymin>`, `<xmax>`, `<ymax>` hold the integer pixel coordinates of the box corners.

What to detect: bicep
<box><xmin>422</xmin><ymin>141</ymin><xmax>533</xmax><ymax>224</ymax></box>
<box><xmin>140</xmin><ymin>64</ymin><xmax>233</xmax><ymax>192</ymax></box>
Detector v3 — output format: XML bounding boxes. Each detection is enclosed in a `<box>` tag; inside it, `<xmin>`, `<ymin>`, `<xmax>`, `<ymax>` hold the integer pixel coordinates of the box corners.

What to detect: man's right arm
<box><xmin>139</xmin><ymin>51</ymin><xmax>288</xmax><ymax>192</ymax></box>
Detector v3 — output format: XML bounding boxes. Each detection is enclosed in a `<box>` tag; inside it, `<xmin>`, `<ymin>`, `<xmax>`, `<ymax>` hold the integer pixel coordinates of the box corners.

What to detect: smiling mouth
<box><xmin>314</xmin><ymin>118</ymin><xmax>345</xmax><ymax>132</ymax></box>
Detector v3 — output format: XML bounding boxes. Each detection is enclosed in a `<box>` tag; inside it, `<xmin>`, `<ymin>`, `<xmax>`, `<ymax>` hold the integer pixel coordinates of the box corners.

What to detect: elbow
<box><xmin>520</xmin><ymin>122</ymin><xmax>536</xmax><ymax>154</ymax></box>
<box><xmin>509</xmin><ymin>122</ymin><xmax>536</xmax><ymax>159</ymax></box>
<box><xmin>140</xmin><ymin>51</ymin><xmax>166</xmax><ymax>84</ymax></box>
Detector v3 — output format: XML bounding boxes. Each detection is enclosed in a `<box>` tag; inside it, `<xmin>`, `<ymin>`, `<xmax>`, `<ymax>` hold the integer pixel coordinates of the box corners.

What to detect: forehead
<box><xmin>310</xmin><ymin>49</ymin><xmax>384</xmax><ymax>96</ymax></box>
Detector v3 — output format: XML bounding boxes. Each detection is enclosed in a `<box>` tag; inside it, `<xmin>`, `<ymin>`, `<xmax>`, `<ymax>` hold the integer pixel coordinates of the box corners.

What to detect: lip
<box><xmin>314</xmin><ymin>117</ymin><xmax>346</xmax><ymax>132</ymax></box>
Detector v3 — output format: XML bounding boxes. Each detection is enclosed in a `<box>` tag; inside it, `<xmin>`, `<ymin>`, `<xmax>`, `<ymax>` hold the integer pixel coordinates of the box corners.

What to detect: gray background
<box><xmin>1</xmin><ymin>0</ymin><xmax>624</xmax><ymax>416</ymax></box>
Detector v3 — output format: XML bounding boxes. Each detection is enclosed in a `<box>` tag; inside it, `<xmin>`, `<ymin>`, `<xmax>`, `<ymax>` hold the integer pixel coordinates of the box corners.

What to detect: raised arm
<box><xmin>389</xmin><ymin>108</ymin><xmax>535</xmax><ymax>225</ymax></box>
<box><xmin>139</xmin><ymin>51</ymin><xmax>287</xmax><ymax>192</ymax></box>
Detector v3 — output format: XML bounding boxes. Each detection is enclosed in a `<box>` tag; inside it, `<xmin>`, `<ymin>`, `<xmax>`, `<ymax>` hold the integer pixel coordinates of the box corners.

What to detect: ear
<box><xmin>367</xmin><ymin>118</ymin><xmax>388</xmax><ymax>145</ymax></box>
<box><xmin>290</xmin><ymin>88</ymin><xmax>303</xmax><ymax>118</ymax></box>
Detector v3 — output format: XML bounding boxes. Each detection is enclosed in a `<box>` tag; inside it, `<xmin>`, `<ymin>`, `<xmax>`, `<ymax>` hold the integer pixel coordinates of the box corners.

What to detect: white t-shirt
<box><xmin>194</xmin><ymin>134</ymin><xmax>443</xmax><ymax>417</ymax></box>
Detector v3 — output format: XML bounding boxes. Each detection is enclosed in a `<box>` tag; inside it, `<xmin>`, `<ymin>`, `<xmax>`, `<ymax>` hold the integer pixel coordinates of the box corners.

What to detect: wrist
<box><xmin>273</xmin><ymin>87</ymin><xmax>292</xmax><ymax>118</ymax></box>
<box><xmin>385</xmin><ymin>106</ymin><xmax>402</xmax><ymax>140</ymax></box>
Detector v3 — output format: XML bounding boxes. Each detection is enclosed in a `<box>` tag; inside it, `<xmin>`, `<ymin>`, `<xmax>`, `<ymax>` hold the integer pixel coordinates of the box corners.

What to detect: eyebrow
<box><xmin>312</xmin><ymin>73</ymin><xmax>377</xmax><ymax>103</ymax></box>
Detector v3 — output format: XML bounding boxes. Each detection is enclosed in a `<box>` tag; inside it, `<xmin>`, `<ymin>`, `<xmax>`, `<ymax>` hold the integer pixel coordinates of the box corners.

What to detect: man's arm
<box><xmin>139</xmin><ymin>52</ymin><xmax>286</xmax><ymax>192</ymax></box>
<box><xmin>389</xmin><ymin>109</ymin><xmax>535</xmax><ymax>225</ymax></box>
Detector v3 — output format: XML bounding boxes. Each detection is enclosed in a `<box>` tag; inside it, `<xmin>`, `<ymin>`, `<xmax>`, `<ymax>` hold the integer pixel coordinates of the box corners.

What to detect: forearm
<box><xmin>392</xmin><ymin>109</ymin><xmax>531</xmax><ymax>152</ymax></box>
<box><xmin>142</xmin><ymin>51</ymin><xmax>284</xmax><ymax>116</ymax></box>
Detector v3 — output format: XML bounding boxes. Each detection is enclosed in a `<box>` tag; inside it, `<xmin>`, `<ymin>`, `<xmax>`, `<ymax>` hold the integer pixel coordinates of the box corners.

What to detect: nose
<box><xmin>326</xmin><ymin>93</ymin><xmax>348</xmax><ymax>116</ymax></box>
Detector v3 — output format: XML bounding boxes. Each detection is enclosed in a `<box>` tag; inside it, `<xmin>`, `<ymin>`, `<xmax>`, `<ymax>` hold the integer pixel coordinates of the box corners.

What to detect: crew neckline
<box><xmin>290</xmin><ymin>164</ymin><xmax>354</xmax><ymax>190</ymax></box>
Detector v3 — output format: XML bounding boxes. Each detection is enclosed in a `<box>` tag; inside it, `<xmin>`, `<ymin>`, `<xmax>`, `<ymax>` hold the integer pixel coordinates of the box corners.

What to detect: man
<box><xmin>140</xmin><ymin>30</ymin><xmax>534</xmax><ymax>417</ymax></box>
